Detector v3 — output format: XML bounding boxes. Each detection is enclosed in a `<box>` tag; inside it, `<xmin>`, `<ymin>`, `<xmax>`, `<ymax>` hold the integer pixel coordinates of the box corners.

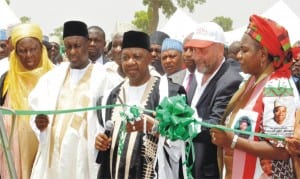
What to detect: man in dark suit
<box><xmin>227</xmin><ymin>41</ymin><xmax>242</xmax><ymax>72</ymax></box>
<box><xmin>291</xmin><ymin>45</ymin><xmax>300</xmax><ymax>94</ymax></box>
<box><xmin>185</xmin><ymin>22</ymin><xmax>243</xmax><ymax>178</ymax></box>
<box><xmin>88</xmin><ymin>26</ymin><xmax>109</xmax><ymax>64</ymax></box>
<box><xmin>149</xmin><ymin>31</ymin><xmax>169</xmax><ymax>75</ymax></box>
<box><xmin>183</xmin><ymin>33</ymin><xmax>197</xmax><ymax>105</ymax></box>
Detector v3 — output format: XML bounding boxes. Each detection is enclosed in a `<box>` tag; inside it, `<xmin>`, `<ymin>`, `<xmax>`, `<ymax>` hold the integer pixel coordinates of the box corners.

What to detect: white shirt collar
<box><xmin>92</xmin><ymin>55</ymin><xmax>104</xmax><ymax>64</ymax></box>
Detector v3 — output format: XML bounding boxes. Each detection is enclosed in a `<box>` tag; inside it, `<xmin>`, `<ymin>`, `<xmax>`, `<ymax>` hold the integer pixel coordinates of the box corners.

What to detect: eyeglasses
<box><xmin>47</xmin><ymin>44</ymin><xmax>59</xmax><ymax>50</ymax></box>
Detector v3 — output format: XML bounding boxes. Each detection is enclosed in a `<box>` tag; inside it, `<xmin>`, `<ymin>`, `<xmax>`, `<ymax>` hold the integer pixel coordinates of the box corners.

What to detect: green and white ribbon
<box><xmin>0</xmin><ymin>98</ymin><xmax>286</xmax><ymax>141</ymax></box>
<box><xmin>0</xmin><ymin>95</ymin><xmax>287</xmax><ymax>179</ymax></box>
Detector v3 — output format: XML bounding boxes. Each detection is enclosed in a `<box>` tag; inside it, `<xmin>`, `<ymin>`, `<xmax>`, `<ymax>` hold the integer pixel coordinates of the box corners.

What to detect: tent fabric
<box><xmin>0</xmin><ymin>0</ymin><xmax>20</xmax><ymax>29</ymax></box>
<box><xmin>160</xmin><ymin>9</ymin><xmax>198</xmax><ymax>42</ymax></box>
<box><xmin>225</xmin><ymin>0</ymin><xmax>300</xmax><ymax>45</ymax></box>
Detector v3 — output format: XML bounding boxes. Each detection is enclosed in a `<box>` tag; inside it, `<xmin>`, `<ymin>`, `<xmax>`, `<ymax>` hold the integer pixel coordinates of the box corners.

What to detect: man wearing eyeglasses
<box><xmin>48</xmin><ymin>36</ymin><xmax>63</xmax><ymax>65</ymax></box>
<box><xmin>0</xmin><ymin>29</ymin><xmax>9</xmax><ymax>76</ymax></box>
<box><xmin>184</xmin><ymin>22</ymin><xmax>243</xmax><ymax>179</ymax></box>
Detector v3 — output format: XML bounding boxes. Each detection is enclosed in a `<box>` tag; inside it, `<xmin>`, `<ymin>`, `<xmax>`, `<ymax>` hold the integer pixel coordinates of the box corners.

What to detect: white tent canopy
<box><xmin>160</xmin><ymin>9</ymin><xmax>198</xmax><ymax>42</ymax></box>
<box><xmin>110</xmin><ymin>21</ymin><xmax>137</xmax><ymax>39</ymax></box>
<box><xmin>225</xmin><ymin>0</ymin><xmax>300</xmax><ymax>45</ymax></box>
<box><xmin>0</xmin><ymin>0</ymin><xmax>20</xmax><ymax>29</ymax></box>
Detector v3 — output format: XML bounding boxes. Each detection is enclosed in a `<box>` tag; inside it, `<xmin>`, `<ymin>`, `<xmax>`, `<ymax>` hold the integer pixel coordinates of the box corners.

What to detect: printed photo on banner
<box><xmin>258</xmin><ymin>158</ymin><xmax>272</xmax><ymax>179</ymax></box>
<box><xmin>262</xmin><ymin>96</ymin><xmax>295</xmax><ymax>138</ymax></box>
<box><xmin>231</xmin><ymin>109</ymin><xmax>258</xmax><ymax>140</ymax></box>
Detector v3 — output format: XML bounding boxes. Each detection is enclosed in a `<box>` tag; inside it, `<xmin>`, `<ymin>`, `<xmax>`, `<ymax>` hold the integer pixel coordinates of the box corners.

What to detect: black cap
<box><xmin>63</xmin><ymin>20</ymin><xmax>88</xmax><ymax>39</ymax></box>
<box><xmin>122</xmin><ymin>30</ymin><xmax>150</xmax><ymax>51</ymax></box>
<box><xmin>150</xmin><ymin>31</ymin><xmax>169</xmax><ymax>45</ymax></box>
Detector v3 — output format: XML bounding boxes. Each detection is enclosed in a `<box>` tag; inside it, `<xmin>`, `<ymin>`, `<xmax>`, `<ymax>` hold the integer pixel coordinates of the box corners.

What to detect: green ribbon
<box><xmin>156</xmin><ymin>95</ymin><xmax>197</xmax><ymax>141</ymax></box>
<box><xmin>0</xmin><ymin>104</ymin><xmax>126</xmax><ymax>115</ymax></box>
<box><xmin>196</xmin><ymin>122</ymin><xmax>285</xmax><ymax>140</ymax></box>
<box><xmin>118</xmin><ymin>105</ymin><xmax>141</xmax><ymax>156</ymax></box>
<box><xmin>155</xmin><ymin>95</ymin><xmax>286</xmax><ymax>179</ymax></box>
<box><xmin>155</xmin><ymin>95</ymin><xmax>285</xmax><ymax>141</ymax></box>
<box><xmin>0</xmin><ymin>96</ymin><xmax>288</xmax><ymax>179</ymax></box>
<box><xmin>0</xmin><ymin>99</ymin><xmax>285</xmax><ymax>141</ymax></box>
<box><xmin>130</xmin><ymin>105</ymin><xmax>140</xmax><ymax>118</ymax></box>
<box><xmin>0</xmin><ymin>100</ymin><xmax>285</xmax><ymax>141</ymax></box>
<box><xmin>156</xmin><ymin>95</ymin><xmax>197</xmax><ymax>179</ymax></box>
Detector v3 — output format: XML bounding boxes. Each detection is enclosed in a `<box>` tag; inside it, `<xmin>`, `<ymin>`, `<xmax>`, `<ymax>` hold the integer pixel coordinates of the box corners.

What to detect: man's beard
<box><xmin>197</xmin><ymin>66</ymin><xmax>208</xmax><ymax>74</ymax></box>
<box><xmin>151</xmin><ymin>59</ymin><xmax>164</xmax><ymax>75</ymax></box>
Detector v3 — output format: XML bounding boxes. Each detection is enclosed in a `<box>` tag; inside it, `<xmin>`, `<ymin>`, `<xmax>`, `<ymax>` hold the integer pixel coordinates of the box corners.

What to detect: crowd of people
<box><xmin>0</xmin><ymin>13</ymin><xmax>300</xmax><ymax>179</ymax></box>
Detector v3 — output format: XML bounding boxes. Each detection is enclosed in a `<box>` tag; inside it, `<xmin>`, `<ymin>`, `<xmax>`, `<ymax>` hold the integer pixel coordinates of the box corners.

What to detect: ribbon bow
<box><xmin>156</xmin><ymin>95</ymin><xmax>198</xmax><ymax>179</ymax></box>
<box><xmin>156</xmin><ymin>95</ymin><xmax>198</xmax><ymax>141</ymax></box>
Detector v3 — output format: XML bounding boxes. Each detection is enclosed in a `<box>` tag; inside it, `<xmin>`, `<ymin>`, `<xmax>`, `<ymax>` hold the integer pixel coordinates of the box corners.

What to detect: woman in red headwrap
<box><xmin>210</xmin><ymin>14</ymin><xmax>298</xmax><ymax>178</ymax></box>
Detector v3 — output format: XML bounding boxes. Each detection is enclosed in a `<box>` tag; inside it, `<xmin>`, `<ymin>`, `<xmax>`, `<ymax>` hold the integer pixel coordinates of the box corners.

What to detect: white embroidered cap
<box><xmin>185</xmin><ymin>21</ymin><xmax>226</xmax><ymax>48</ymax></box>
<box><xmin>274</xmin><ymin>98</ymin><xmax>286</xmax><ymax>108</ymax></box>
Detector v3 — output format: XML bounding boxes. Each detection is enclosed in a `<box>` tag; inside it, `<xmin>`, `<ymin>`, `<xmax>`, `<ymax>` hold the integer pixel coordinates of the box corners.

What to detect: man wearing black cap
<box><xmin>95</xmin><ymin>30</ymin><xmax>186</xmax><ymax>179</ymax></box>
<box><xmin>29</xmin><ymin>20</ymin><xmax>115</xmax><ymax>179</ymax></box>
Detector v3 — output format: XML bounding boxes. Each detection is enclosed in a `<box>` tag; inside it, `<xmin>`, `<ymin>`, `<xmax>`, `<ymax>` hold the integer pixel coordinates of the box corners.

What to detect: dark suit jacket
<box><xmin>226</xmin><ymin>58</ymin><xmax>241</xmax><ymax>72</ymax></box>
<box><xmin>192</xmin><ymin>61</ymin><xmax>243</xmax><ymax>178</ymax></box>
<box><xmin>293</xmin><ymin>76</ymin><xmax>300</xmax><ymax>94</ymax></box>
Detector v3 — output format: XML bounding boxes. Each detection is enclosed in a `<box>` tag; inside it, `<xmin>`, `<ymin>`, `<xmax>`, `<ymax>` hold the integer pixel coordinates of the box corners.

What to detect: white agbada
<box><xmin>29</xmin><ymin>62</ymin><xmax>115</xmax><ymax>179</ymax></box>
<box><xmin>0</xmin><ymin>57</ymin><xmax>9</xmax><ymax>76</ymax></box>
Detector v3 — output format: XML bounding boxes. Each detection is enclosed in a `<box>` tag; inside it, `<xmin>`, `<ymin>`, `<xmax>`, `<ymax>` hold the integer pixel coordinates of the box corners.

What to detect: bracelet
<box><xmin>231</xmin><ymin>135</ymin><xmax>238</xmax><ymax>149</ymax></box>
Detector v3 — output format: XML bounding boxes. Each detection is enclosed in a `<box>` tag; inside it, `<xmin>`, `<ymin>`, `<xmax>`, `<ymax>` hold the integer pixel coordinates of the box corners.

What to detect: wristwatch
<box><xmin>231</xmin><ymin>135</ymin><xmax>238</xmax><ymax>149</ymax></box>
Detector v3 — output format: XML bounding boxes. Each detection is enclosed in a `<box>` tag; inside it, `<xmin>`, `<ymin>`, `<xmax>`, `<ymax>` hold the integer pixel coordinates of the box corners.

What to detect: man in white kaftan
<box><xmin>29</xmin><ymin>21</ymin><xmax>117</xmax><ymax>179</ymax></box>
